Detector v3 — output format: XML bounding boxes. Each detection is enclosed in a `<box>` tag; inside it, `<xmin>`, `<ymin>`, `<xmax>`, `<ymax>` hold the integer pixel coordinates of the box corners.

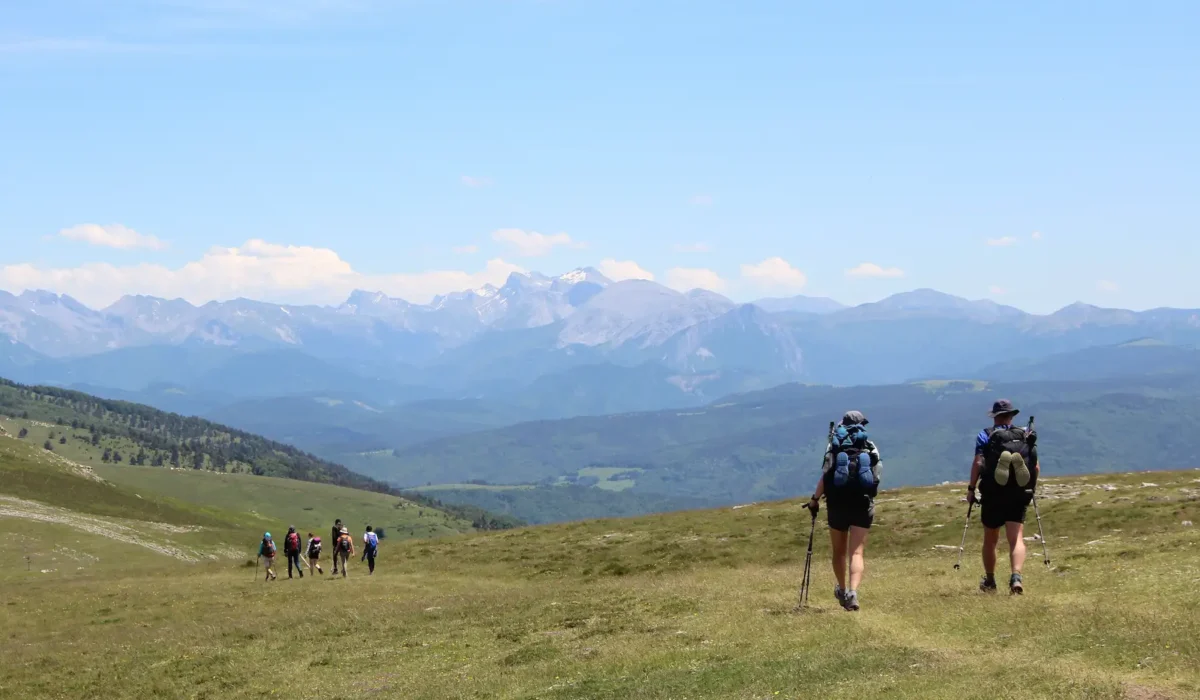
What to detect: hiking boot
<box><xmin>299</xmin><ymin>570</ymin><xmax>304</xmax><ymax>578</ymax></box>
<box><xmin>994</xmin><ymin>451</ymin><xmax>1013</xmax><ymax>486</ymax></box>
<box><xmin>843</xmin><ymin>590</ymin><xmax>860</xmax><ymax>611</ymax></box>
<box><xmin>1010</xmin><ymin>573</ymin><xmax>1024</xmax><ymax>595</ymax></box>
<box><xmin>979</xmin><ymin>575</ymin><xmax>998</xmax><ymax>593</ymax></box>
<box><xmin>1010</xmin><ymin>453</ymin><xmax>1030</xmax><ymax>488</ymax></box>
<box><xmin>834</xmin><ymin>584</ymin><xmax>846</xmax><ymax>605</ymax></box>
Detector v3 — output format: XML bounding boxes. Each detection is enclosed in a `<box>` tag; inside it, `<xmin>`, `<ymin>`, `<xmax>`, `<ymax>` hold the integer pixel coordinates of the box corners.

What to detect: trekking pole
<box><xmin>796</xmin><ymin>508</ymin><xmax>817</xmax><ymax>610</ymax></box>
<box><xmin>953</xmin><ymin>501</ymin><xmax>974</xmax><ymax>570</ymax></box>
<box><xmin>1026</xmin><ymin>416</ymin><xmax>1051</xmax><ymax>568</ymax></box>
<box><xmin>254</xmin><ymin>555</ymin><xmax>260</xmax><ymax>582</ymax></box>
<box><xmin>795</xmin><ymin>421</ymin><xmax>835</xmax><ymax>611</ymax></box>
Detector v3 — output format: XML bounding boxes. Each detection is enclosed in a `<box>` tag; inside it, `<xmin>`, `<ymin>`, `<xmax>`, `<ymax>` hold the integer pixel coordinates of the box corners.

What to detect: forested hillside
<box><xmin>0</xmin><ymin>378</ymin><xmax>519</xmax><ymax>530</ymax></box>
<box><xmin>381</xmin><ymin>367</ymin><xmax>1200</xmax><ymax>522</ymax></box>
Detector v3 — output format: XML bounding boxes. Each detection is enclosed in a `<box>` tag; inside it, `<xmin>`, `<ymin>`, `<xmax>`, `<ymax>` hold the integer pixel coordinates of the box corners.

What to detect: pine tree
<box><xmin>112</xmin><ymin>451</ymin><xmax>123</xmax><ymax>463</ymax></box>
<box><xmin>43</xmin><ymin>440</ymin><xmax>53</xmax><ymax>451</ymax></box>
<box><xmin>18</xmin><ymin>428</ymin><xmax>27</xmax><ymax>439</ymax></box>
<box><xmin>102</xmin><ymin>448</ymin><xmax>112</xmax><ymax>463</ymax></box>
<box><xmin>170</xmin><ymin>445</ymin><xmax>180</xmax><ymax>468</ymax></box>
<box><xmin>59</xmin><ymin>436</ymin><xmax>66</xmax><ymax>445</ymax></box>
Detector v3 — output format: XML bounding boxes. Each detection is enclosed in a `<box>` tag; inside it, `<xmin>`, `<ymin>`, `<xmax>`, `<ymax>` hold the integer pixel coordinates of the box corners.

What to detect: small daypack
<box><xmin>285</xmin><ymin>532</ymin><xmax>300</xmax><ymax>553</ymax></box>
<box><xmin>364</xmin><ymin>532</ymin><xmax>378</xmax><ymax>551</ymax></box>
<box><xmin>826</xmin><ymin>423</ymin><xmax>877</xmax><ymax>494</ymax></box>
<box><xmin>308</xmin><ymin>537</ymin><xmax>322</xmax><ymax>557</ymax></box>
<box><xmin>262</xmin><ymin>538</ymin><xmax>276</xmax><ymax>557</ymax></box>
<box><xmin>337</xmin><ymin>534</ymin><xmax>353</xmax><ymax>553</ymax></box>
<box><xmin>981</xmin><ymin>426</ymin><xmax>1037</xmax><ymax>494</ymax></box>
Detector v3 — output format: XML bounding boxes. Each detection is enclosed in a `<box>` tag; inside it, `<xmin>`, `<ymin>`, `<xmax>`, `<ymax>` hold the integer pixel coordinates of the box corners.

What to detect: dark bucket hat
<box><xmin>988</xmin><ymin>399</ymin><xmax>1020</xmax><ymax>418</ymax></box>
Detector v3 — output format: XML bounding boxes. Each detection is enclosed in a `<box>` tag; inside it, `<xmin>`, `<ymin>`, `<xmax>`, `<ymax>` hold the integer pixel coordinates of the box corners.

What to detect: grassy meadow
<box><xmin>2</xmin><ymin>425</ymin><xmax>1198</xmax><ymax>700</ymax></box>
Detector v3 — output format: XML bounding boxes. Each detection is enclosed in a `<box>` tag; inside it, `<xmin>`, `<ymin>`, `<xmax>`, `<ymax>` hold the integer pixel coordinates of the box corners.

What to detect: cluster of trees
<box><xmin>0</xmin><ymin>379</ymin><xmax>520</xmax><ymax>530</ymax></box>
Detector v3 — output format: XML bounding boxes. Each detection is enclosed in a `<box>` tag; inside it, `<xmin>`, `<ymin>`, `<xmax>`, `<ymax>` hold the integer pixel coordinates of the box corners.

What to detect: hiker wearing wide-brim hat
<box><xmin>805</xmin><ymin>410</ymin><xmax>882</xmax><ymax>611</ymax></box>
<box><xmin>987</xmin><ymin>399</ymin><xmax>1020</xmax><ymax>418</ymax></box>
<box><xmin>969</xmin><ymin>398</ymin><xmax>1039</xmax><ymax>595</ymax></box>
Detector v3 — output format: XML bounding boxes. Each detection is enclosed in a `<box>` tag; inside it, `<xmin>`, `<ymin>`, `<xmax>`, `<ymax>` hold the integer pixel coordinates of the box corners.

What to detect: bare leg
<box><xmin>982</xmin><ymin>527</ymin><xmax>1001</xmax><ymax>576</ymax></box>
<box><xmin>1005</xmin><ymin>522</ymin><xmax>1026</xmax><ymax>574</ymax></box>
<box><xmin>847</xmin><ymin>526</ymin><xmax>869</xmax><ymax>591</ymax></box>
<box><xmin>829</xmin><ymin>529</ymin><xmax>848</xmax><ymax>590</ymax></box>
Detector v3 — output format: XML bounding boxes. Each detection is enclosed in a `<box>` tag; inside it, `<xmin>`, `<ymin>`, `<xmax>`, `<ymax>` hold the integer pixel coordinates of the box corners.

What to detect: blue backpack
<box><xmin>829</xmin><ymin>423</ymin><xmax>876</xmax><ymax>491</ymax></box>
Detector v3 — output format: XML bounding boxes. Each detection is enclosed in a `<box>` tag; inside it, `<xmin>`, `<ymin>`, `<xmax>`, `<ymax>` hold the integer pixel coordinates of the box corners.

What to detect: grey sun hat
<box><xmin>988</xmin><ymin>399</ymin><xmax>1020</xmax><ymax>418</ymax></box>
<box><xmin>841</xmin><ymin>410</ymin><xmax>868</xmax><ymax>426</ymax></box>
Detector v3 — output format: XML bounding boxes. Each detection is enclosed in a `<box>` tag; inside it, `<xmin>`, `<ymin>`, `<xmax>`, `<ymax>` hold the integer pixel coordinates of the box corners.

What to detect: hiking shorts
<box><xmin>980</xmin><ymin>491</ymin><xmax>1029</xmax><ymax>529</ymax></box>
<box><xmin>827</xmin><ymin>498</ymin><xmax>874</xmax><ymax>532</ymax></box>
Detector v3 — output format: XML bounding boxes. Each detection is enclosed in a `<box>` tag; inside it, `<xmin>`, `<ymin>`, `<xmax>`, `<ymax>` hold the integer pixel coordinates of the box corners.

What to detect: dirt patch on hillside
<box><xmin>1124</xmin><ymin>683</ymin><xmax>1178</xmax><ymax>700</ymax></box>
<box><xmin>0</xmin><ymin>495</ymin><xmax>201</xmax><ymax>561</ymax></box>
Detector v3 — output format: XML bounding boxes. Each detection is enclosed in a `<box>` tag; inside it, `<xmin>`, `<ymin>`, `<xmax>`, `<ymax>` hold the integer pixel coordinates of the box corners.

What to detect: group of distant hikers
<box><xmin>804</xmin><ymin>399</ymin><xmax>1038</xmax><ymax>611</ymax></box>
<box><xmin>257</xmin><ymin>518</ymin><xmax>381</xmax><ymax>581</ymax></box>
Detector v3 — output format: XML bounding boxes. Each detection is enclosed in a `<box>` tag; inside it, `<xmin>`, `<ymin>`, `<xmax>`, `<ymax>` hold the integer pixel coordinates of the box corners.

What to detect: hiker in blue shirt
<box><xmin>968</xmin><ymin>399</ymin><xmax>1039</xmax><ymax>595</ymax></box>
<box><xmin>361</xmin><ymin>525</ymin><xmax>379</xmax><ymax>575</ymax></box>
<box><xmin>258</xmin><ymin>532</ymin><xmax>278</xmax><ymax>581</ymax></box>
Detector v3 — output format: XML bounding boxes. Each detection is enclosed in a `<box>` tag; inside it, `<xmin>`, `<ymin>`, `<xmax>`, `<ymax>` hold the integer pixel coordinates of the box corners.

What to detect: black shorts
<box><xmin>827</xmin><ymin>497</ymin><xmax>874</xmax><ymax>531</ymax></box>
<box><xmin>980</xmin><ymin>490</ymin><xmax>1030</xmax><ymax>529</ymax></box>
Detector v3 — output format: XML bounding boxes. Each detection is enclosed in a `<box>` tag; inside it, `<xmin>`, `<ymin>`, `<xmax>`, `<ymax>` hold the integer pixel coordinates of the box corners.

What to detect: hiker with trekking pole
<box><xmin>803</xmin><ymin>411</ymin><xmax>882</xmax><ymax>611</ymax></box>
<box><xmin>306</xmin><ymin>532</ymin><xmax>323</xmax><ymax>575</ymax></box>
<box><xmin>968</xmin><ymin>399</ymin><xmax>1043</xmax><ymax>595</ymax></box>
<box><xmin>258</xmin><ymin>532</ymin><xmax>278</xmax><ymax>581</ymax></box>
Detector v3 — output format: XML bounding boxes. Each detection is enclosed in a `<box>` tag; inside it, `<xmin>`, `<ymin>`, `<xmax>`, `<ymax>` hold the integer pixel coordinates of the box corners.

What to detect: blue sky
<box><xmin>1</xmin><ymin>1</ymin><xmax>1198</xmax><ymax>312</ymax></box>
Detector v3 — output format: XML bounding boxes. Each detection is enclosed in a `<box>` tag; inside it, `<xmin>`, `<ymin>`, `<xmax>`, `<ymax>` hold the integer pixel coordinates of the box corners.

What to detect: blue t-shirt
<box><xmin>975</xmin><ymin>426</ymin><xmax>1014</xmax><ymax>455</ymax></box>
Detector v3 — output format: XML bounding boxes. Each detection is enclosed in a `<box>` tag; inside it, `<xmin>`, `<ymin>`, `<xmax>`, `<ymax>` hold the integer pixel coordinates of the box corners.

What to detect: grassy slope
<box><xmin>0</xmin><ymin>380</ymin><xmax>520</xmax><ymax>529</ymax></box>
<box><xmin>92</xmin><ymin>463</ymin><xmax>473</xmax><ymax>539</ymax></box>
<box><xmin>0</xmin><ymin>431</ymin><xmax>476</xmax><ymax>586</ymax></box>
<box><xmin>2</xmin><ymin>469</ymin><xmax>1198</xmax><ymax>699</ymax></box>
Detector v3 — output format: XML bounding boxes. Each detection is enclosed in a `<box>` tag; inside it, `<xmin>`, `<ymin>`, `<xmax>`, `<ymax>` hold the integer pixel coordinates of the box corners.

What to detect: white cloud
<box><xmin>598</xmin><ymin>259</ymin><xmax>655</xmax><ymax>282</ymax></box>
<box><xmin>58</xmin><ymin>223</ymin><xmax>167</xmax><ymax>250</ymax></box>
<box><xmin>491</xmin><ymin>228</ymin><xmax>580</xmax><ymax>257</ymax></box>
<box><xmin>1097</xmin><ymin>280</ymin><xmax>1119</xmax><ymax>292</ymax></box>
<box><xmin>740</xmin><ymin>257</ymin><xmax>807</xmax><ymax>289</ymax></box>
<box><xmin>460</xmin><ymin>175</ymin><xmax>492</xmax><ymax>188</ymax></box>
<box><xmin>672</xmin><ymin>242</ymin><xmax>712</xmax><ymax>253</ymax></box>
<box><xmin>844</xmin><ymin>262</ymin><xmax>905</xmax><ymax>279</ymax></box>
<box><xmin>986</xmin><ymin>236</ymin><xmax>1019</xmax><ymax>247</ymax></box>
<box><xmin>0</xmin><ymin>238</ymin><xmax>524</xmax><ymax>307</ymax></box>
<box><xmin>665</xmin><ymin>267</ymin><xmax>727</xmax><ymax>293</ymax></box>
<box><xmin>452</xmin><ymin>244</ymin><xmax>479</xmax><ymax>254</ymax></box>
<box><xmin>689</xmin><ymin>194</ymin><xmax>713</xmax><ymax>206</ymax></box>
<box><xmin>1031</xmin><ymin>231</ymin><xmax>1043</xmax><ymax>241</ymax></box>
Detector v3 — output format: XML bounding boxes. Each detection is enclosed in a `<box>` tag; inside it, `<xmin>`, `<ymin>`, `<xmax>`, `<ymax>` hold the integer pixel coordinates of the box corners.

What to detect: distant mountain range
<box><xmin>4</xmin><ymin>271</ymin><xmax>1200</xmax><ymax>448</ymax></box>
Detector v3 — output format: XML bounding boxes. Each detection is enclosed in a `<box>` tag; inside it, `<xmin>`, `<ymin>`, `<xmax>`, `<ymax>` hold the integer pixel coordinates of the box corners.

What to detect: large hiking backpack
<box><xmin>308</xmin><ymin>537</ymin><xmax>322</xmax><ymax>557</ymax></box>
<box><xmin>981</xmin><ymin>426</ymin><xmax>1037</xmax><ymax>495</ymax></box>
<box><xmin>285</xmin><ymin>532</ymin><xmax>301</xmax><ymax>553</ymax></box>
<box><xmin>826</xmin><ymin>423</ymin><xmax>877</xmax><ymax>495</ymax></box>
